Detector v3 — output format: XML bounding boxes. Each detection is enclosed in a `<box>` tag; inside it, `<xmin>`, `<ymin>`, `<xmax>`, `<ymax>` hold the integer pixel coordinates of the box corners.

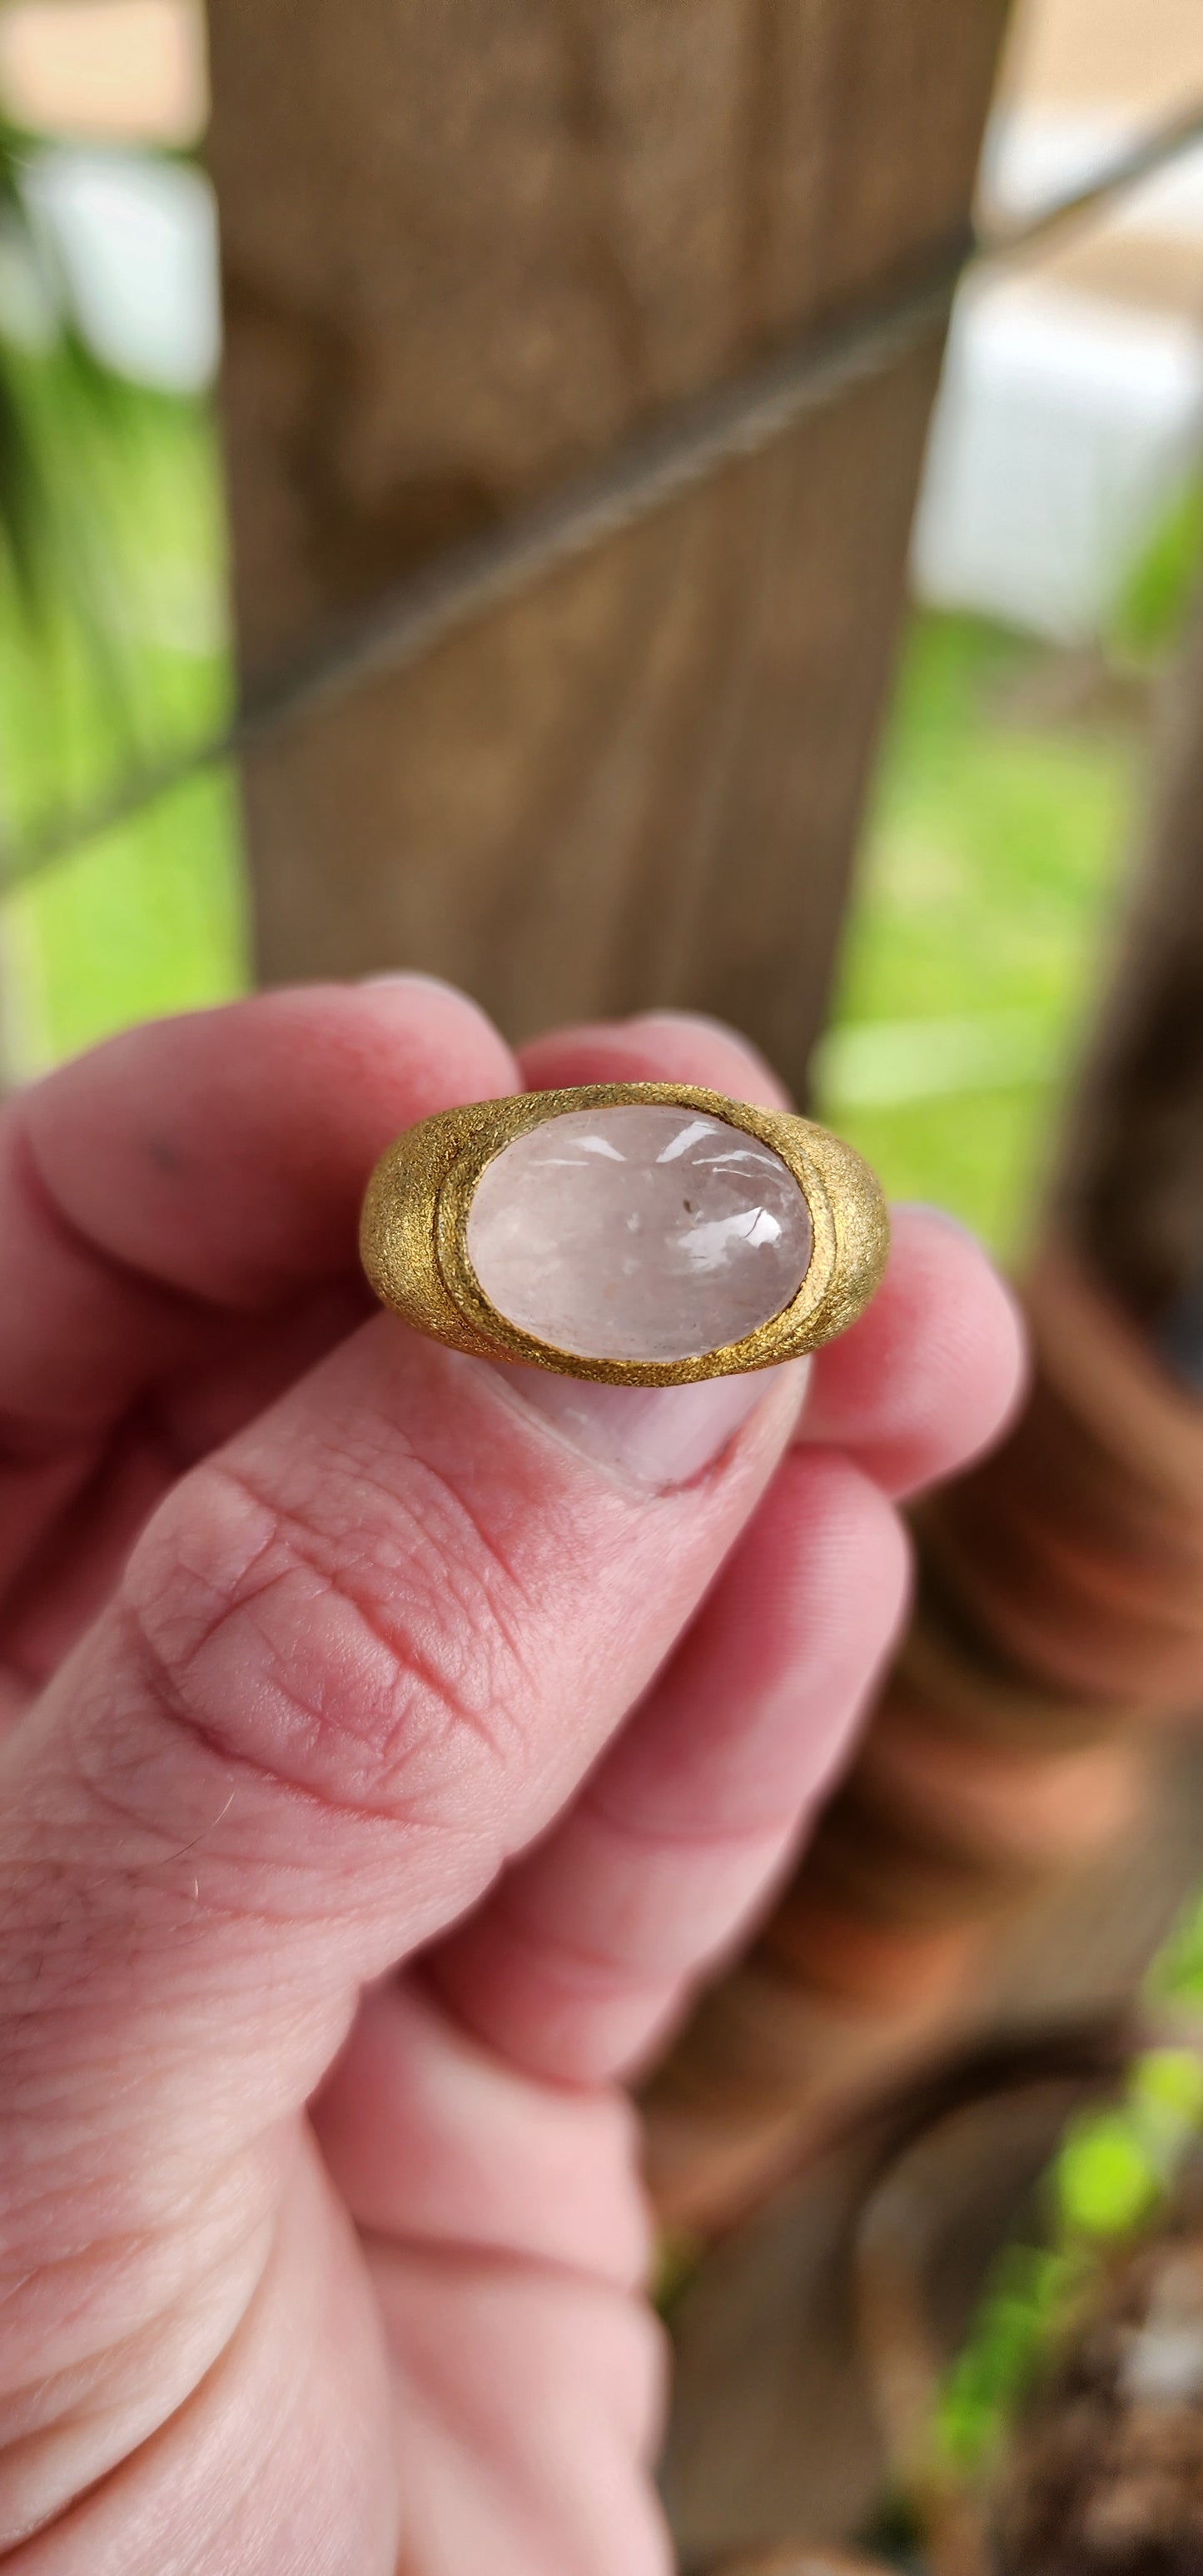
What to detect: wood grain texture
<box><xmin>207</xmin><ymin>0</ymin><xmax>1011</xmax><ymax>1083</ymax></box>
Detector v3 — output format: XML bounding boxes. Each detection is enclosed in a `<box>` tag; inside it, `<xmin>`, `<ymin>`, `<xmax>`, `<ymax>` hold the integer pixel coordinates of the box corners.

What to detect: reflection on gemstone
<box><xmin>465</xmin><ymin>1104</ymin><xmax>813</xmax><ymax>1361</ymax></box>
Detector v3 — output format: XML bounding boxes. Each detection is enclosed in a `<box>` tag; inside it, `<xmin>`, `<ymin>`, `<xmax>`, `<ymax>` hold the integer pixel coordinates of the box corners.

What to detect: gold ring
<box><xmin>360</xmin><ymin>1082</ymin><xmax>888</xmax><ymax>1388</ymax></box>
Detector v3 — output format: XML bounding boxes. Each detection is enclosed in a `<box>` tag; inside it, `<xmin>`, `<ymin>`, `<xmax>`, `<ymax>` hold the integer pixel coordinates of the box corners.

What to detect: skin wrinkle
<box><xmin>13</xmin><ymin>1098</ymin><xmax>295</xmax><ymax>1328</ymax></box>
<box><xmin>0</xmin><ymin>2178</ymin><xmax>296</xmax><ymax>2559</ymax></box>
<box><xmin>439</xmin><ymin>1912</ymin><xmax>734</xmax><ymax>2086</ymax></box>
<box><xmin>0</xmin><ymin>1857</ymin><xmax>296</xmax><ymax>2099</ymax></box>
<box><xmin>502</xmin><ymin>1470</ymin><xmax>907</xmax><ymax>1872</ymax></box>
<box><xmin>360</xmin><ymin>2227</ymin><xmax>648</xmax><ymax>2305</ymax></box>
<box><xmin>0</xmin><ymin>2105</ymin><xmax>268</xmax><ymax>2303</ymax></box>
<box><xmin>21</xmin><ymin>1614</ymin><xmax>510</xmax><ymax>2141</ymax></box>
<box><xmin>3</xmin><ymin>1121</ymin><xmax>210</xmax><ymax>1360</ymax></box>
<box><xmin>235</xmin><ymin>1423</ymin><xmax>539</xmax><ymax>1718</ymax></box>
<box><xmin>346</xmin><ymin>2184</ymin><xmax>650</xmax><ymax>2299</ymax></box>
<box><xmin>384</xmin><ymin>2312</ymin><xmax>664</xmax><ymax>2514</ymax></box>
<box><xmin>377</xmin><ymin>2240</ymin><xmax>668</xmax><ymax>2464</ymax></box>
<box><xmin>293</xmin><ymin>1403</ymin><xmax>531</xmax><ymax>1601</ymax></box>
<box><xmin>3</xmin><ymin>1758</ymin><xmax>252</xmax><ymax>1962</ymax></box>
<box><xmin>0</xmin><ymin>2108</ymin><xmax>260</xmax><ymax>2263</ymax></box>
<box><xmin>0</xmin><ymin>2190</ymin><xmax>275</xmax><ymax>2417</ymax></box>
<box><xmin>0</xmin><ymin>1937</ymin><xmax>316</xmax><ymax>2136</ymax></box>
<box><xmin>580</xmin><ymin>1766</ymin><xmax>817</xmax><ymax>1854</ymax></box>
<box><xmin>480</xmin><ymin>1893</ymin><xmax>671</xmax><ymax>1999</ymax></box>
<box><xmin>133</xmin><ymin>1453</ymin><xmax>536</xmax><ymax>1803</ymax></box>
<box><xmin>0</xmin><ymin>2201</ymin><xmax>286</xmax><ymax>2544</ymax></box>
<box><xmin>433</xmin><ymin>1516</ymin><xmax>912</xmax><ymax>2067</ymax></box>
<box><xmin>266</xmin><ymin>1367</ymin><xmax>614</xmax><ymax>1703</ymax></box>
<box><xmin>1</xmin><ymin>1727</ymin><xmax>361</xmax><ymax>2116</ymax></box>
<box><xmin>43</xmin><ymin>1664</ymin><xmax>494</xmax><ymax>2002</ymax></box>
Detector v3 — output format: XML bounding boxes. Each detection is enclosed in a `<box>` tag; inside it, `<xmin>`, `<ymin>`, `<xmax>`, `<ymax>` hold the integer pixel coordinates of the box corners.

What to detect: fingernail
<box><xmin>894</xmin><ymin>1200</ymin><xmax>980</xmax><ymax>1244</ymax></box>
<box><xmin>359</xmin><ymin>969</ymin><xmax>465</xmax><ymax>997</ymax></box>
<box><xmin>623</xmin><ymin>1010</ymin><xmax>788</xmax><ymax>1102</ymax></box>
<box><xmin>496</xmin><ymin>1360</ymin><xmax>807</xmax><ymax>1489</ymax></box>
<box><xmin>624</xmin><ymin>1007</ymin><xmax>742</xmax><ymax>1042</ymax></box>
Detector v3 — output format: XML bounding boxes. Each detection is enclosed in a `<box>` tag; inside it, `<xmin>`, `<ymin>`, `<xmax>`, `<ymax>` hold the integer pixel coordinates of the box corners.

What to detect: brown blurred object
<box><xmin>847</xmin><ymin>2068</ymin><xmax>1129</xmax><ymax>2576</ymax></box>
<box><xmin>644</xmin><ymin>1250</ymin><xmax>1203</xmax><ymax>2235</ymax></box>
<box><xmin>698</xmin><ymin>2552</ymin><xmax>889</xmax><ymax>2574</ymax></box>
<box><xmin>659</xmin><ymin>578</ymin><xmax>1203</xmax><ymax>2576</ymax></box>
<box><xmin>995</xmin><ymin>2218</ymin><xmax>1203</xmax><ymax>2572</ymax></box>
<box><xmin>647</xmin><ymin>584</ymin><xmax>1203</xmax><ymax>2216</ymax></box>
<box><xmin>664</xmin><ymin>2031</ymin><xmax>1133</xmax><ymax>2561</ymax></box>
<box><xmin>679</xmin><ymin>2066</ymin><xmax>1203</xmax><ymax>2574</ymax></box>
<box><xmin>208</xmin><ymin>0</ymin><xmax>1011</xmax><ymax>1099</ymax></box>
<box><xmin>644</xmin><ymin>582</ymin><xmax>1203</xmax><ymax>2255</ymax></box>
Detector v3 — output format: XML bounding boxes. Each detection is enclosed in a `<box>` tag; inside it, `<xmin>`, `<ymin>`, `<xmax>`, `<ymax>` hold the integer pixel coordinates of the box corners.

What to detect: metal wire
<box><xmin>3</xmin><ymin>92</ymin><xmax>1203</xmax><ymax>894</ymax></box>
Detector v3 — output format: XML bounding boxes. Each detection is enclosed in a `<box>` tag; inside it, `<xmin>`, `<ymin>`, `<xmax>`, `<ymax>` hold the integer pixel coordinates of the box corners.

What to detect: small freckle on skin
<box><xmin>147</xmin><ymin>1136</ymin><xmax>187</xmax><ymax>1176</ymax></box>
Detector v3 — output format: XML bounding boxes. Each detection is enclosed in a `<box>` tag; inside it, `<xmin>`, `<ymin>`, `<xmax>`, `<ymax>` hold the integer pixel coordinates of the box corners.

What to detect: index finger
<box><xmin>0</xmin><ymin>977</ymin><xmax>517</xmax><ymax>1605</ymax></box>
<box><xmin>798</xmin><ymin>1206</ymin><xmax>1027</xmax><ymax>1496</ymax></box>
<box><xmin>0</xmin><ymin>974</ymin><xmax>512</xmax><ymax>1428</ymax></box>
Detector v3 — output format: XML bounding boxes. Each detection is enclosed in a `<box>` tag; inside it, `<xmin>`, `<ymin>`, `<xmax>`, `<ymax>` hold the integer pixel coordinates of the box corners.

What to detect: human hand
<box><xmin>0</xmin><ymin>981</ymin><xmax>1022</xmax><ymax>2574</ymax></box>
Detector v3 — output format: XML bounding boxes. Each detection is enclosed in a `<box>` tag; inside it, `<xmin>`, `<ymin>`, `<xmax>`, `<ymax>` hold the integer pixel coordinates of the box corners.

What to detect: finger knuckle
<box><xmin>120</xmin><ymin>1447</ymin><xmax>532</xmax><ymax>1824</ymax></box>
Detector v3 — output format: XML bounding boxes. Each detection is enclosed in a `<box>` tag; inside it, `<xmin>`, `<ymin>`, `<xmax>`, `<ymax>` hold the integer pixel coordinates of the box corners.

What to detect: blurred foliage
<box><xmin>1109</xmin><ymin>475</ymin><xmax>1203</xmax><ymax>669</ymax></box>
<box><xmin>820</xmin><ymin>479</ymin><xmax>1203</xmax><ymax>1256</ymax></box>
<box><xmin>0</xmin><ymin>118</ymin><xmax>244</xmax><ymax>1071</ymax></box>
<box><xmin>0</xmin><ymin>117</ymin><xmax>147</xmax><ymax>691</ymax></box>
<box><xmin>938</xmin><ymin>2242</ymin><xmax>1088</xmax><ymax>2477</ymax></box>
<box><xmin>937</xmin><ymin>2049</ymin><xmax>1203</xmax><ymax>2479</ymax></box>
<box><xmin>1150</xmin><ymin>1878</ymin><xmax>1203</xmax><ymax>2010</ymax></box>
<box><xmin>0</xmin><ymin>376</ymin><xmax>243</xmax><ymax>1067</ymax></box>
<box><xmin>927</xmin><ymin>1810</ymin><xmax>1203</xmax><ymax>2499</ymax></box>
<box><xmin>818</xmin><ymin>611</ymin><xmax>1148</xmax><ymax>1256</ymax></box>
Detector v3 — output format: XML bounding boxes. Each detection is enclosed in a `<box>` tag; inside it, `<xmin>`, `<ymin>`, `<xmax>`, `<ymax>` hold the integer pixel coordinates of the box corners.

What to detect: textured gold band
<box><xmin>360</xmin><ymin>1082</ymin><xmax>888</xmax><ymax>1387</ymax></box>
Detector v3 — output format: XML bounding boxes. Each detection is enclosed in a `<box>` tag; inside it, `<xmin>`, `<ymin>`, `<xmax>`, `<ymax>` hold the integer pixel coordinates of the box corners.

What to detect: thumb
<box><xmin>0</xmin><ymin>1302</ymin><xmax>801</xmax><ymax>2531</ymax></box>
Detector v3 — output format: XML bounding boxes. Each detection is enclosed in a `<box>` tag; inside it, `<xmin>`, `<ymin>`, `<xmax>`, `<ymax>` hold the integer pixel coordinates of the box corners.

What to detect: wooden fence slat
<box><xmin>207</xmin><ymin>0</ymin><xmax>1012</xmax><ymax>1087</ymax></box>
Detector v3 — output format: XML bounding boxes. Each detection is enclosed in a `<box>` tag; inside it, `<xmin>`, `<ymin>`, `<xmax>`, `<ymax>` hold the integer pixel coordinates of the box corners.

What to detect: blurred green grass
<box><xmin>817</xmin><ymin>612</ymin><xmax>1148</xmax><ymax>1256</ymax></box>
<box><xmin>0</xmin><ymin>380</ymin><xmax>246</xmax><ymax>1073</ymax></box>
<box><xmin>0</xmin><ymin>385</ymin><xmax>1176</xmax><ymax>1268</ymax></box>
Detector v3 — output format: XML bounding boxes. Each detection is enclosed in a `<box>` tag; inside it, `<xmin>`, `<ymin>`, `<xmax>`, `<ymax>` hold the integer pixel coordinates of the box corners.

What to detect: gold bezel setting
<box><xmin>360</xmin><ymin>1082</ymin><xmax>888</xmax><ymax>1386</ymax></box>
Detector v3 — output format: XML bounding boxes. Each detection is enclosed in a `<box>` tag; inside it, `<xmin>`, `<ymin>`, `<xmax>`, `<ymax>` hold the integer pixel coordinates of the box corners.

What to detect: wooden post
<box><xmin>206</xmin><ymin>0</ymin><xmax>1012</xmax><ymax>1087</ymax></box>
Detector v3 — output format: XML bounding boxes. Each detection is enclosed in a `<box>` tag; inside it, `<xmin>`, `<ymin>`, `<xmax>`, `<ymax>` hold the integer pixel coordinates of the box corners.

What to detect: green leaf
<box><xmin>1056</xmin><ymin>2111</ymin><xmax>1161</xmax><ymax>2239</ymax></box>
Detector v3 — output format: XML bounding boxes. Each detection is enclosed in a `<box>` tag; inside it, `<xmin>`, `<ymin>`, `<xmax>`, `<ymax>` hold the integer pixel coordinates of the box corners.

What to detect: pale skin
<box><xmin>0</xmin><ymin>979</ymin><xmax>1025</xmax><ymax>2574</ymax></box>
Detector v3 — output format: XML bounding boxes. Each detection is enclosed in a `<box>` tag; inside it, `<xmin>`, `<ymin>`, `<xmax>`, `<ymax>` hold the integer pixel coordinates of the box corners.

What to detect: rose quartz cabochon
<box><xmin>465</xmin><ymin>1105</ymin><xmax>813</xmax><ymax>1362</ymax></box>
